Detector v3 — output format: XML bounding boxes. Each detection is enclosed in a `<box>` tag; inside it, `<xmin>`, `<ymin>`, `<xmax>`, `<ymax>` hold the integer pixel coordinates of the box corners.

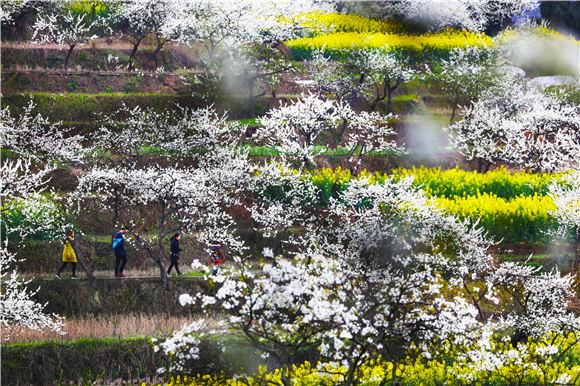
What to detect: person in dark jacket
<box><xmin>167</xmin><ymin>233</ymin><xmax>183</xmax><ymax>275</ymax></box>
<box><xmin>112</xmin><ymin>227</ymin><xmax>128</xmax><ymax>277</ymax></box>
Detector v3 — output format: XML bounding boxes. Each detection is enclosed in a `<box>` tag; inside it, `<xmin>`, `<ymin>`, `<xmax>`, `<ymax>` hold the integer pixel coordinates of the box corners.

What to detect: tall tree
<box><xmin>31</xmin><ymin>0</ymin><xmax>102</xmax><ymax>69</ymax></box>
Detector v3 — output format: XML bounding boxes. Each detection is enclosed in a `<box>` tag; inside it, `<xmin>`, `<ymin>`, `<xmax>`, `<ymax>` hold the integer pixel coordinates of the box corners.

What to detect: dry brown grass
<box><xmin>2</xmin><ymin>314</ymin><xmax>205</xmax><ymax>343</ymax></box>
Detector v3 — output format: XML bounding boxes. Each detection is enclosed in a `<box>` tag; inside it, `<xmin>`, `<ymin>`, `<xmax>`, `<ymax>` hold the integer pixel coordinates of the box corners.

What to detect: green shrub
<box><xmin>123</xmin><ymin>77</ymin><xmax>141</xmax><ymax>93</ymax></box>
<box><xmin>66</xmin><ymin>79</ymin><xmax>80</xmax><ymax>92</ymax></box>
<box><xmin>1</xmin><ymin>338</ymin><xmax>163</xmax><ymax>385</ymax></box>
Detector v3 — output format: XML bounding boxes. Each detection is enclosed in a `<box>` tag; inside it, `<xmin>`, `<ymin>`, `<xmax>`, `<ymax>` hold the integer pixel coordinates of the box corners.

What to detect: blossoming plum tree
<box><xmin>0</xmin><ymin>247</ymin><xmax>63</xmax><ymax>340</ymax></box>
<box><xmin>78</xmin><ymin>106</ymin><xmax>253</xmax><ymax>287</ymax></box>
<box><xmin>162</xmin><ymin>170</ymin><xmax>579</xmax><ymax>383</ymax></box>
<box><xmin>31</xmin><ymin>0</ymin><xmax>103</xmax><ymax>69</ymax></box>
<box><xmin>254</xmin><ymin>94</ymin><xmax>403</xmax><ymax>170</ymax></box>
<box><xmin>447</xmin><ymin>83</ymin><xmax>580</xmax><ymax>172</ymax></box>
<box><xmin>0</xmin><ymin>158</ymin><xmax>67</xmax><ymax>339</ymax></box>
<box><xmin>108</xmin><ymin>0</ymin><xmax>178</xmax><ymax>69</ymax></box>
<box><xmin>161</xmin><ymin>176</ymin><xmax>487</xmax><ymax>382</ymax></box>
<box><xmin>94</xmin><ymin>104</ymin><xmax>243</xmax><ymax>167</ymax></box>
<box><xmin>436</xmin><ymin>45</ymin><xmax>513</xmax><ymax>123</ymax></box>
<box><xmin>1</xmin><ymin>101</ymin><xmax>87</xmax><ymax>163</ymax></box>
<box><xmin>307</xmin><ymin>48</ymin><xmax>416</xmax><ymax>112</ymax></box>
<box><xmin>0</xmin><ymin>101</ymin><xmax>86</xmax><ymax>242</ymax></box>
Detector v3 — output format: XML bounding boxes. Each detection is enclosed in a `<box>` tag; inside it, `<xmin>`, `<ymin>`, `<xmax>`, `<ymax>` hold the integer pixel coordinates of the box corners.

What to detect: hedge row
<box><xmin>1</xmin><ymin>93</ymin><xmax>206</xmax><ymax>122</ymax></box>
<box><xmin>2</xmin><ymin>337</ymin><xmax>162</xmax><ymax>385</ymax></box>
<box><xmin>1</xmin><ymin>336</ymin><xmax>265</xmax><ymax>385</ymax></box>
<box><xmin>1</xmin><ymin>93</ymin><xmax>278</xmax><ymax>122</ymax></box>
<box><xmin>29</xmin><ymin>276</ymin><xmax>210</xmax><ymax>317</ymax></box>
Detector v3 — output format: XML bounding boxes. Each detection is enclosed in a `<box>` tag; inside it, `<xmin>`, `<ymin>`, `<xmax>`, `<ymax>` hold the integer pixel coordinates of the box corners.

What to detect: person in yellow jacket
<box><xmin>55</xmin><ymin>230</ymin><xmax>78</xmax><ymax>279</ymax></box>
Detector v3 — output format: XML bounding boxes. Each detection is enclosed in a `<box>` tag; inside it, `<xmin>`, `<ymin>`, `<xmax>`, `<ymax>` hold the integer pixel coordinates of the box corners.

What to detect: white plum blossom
<box><xmin>167</xmin><ymin>174</ymin><xmax>498</xmax><ymax>382</ymax></box>
<box><xmin>0</xmin><ymin>151</ymin><xmax>68</xmax><ymax>338</ymax></box>
<box><xmin>306</xmin><ymin>48</ymin><xmax>365</xmax><ymax>101</ymax></box>
<box><xmin>178</xmin><ymin>294</ymin><xmax>195</xmax><ymax>307</ymax></box>
<box><xmin>447</xmin><ymin>83</ymin><xmax>580</xmax><ymax>172</ymax></box>
<box><xmin>0</xmin><ymin>0</ymin><xmax>31</xmax><ymax>24</ymax></box>
<box><xmin>437</xmin><ymin>45</ymin><xmax>512</xmax><ymax>124</ymax></box>
<box><xmin>255</xmin><ymin>94</ymin><xmax>402</xmax><ymax>169</ymax></box>
<box><xmin>0</xmin><ymin>158</ymin><xmax>53</xmax><ymax>200</ymax></box>
<box><xmin>483</xmin><ymin>262</ymin><xmax>579</xmax><ymax>339</ymax></box>
<box><xmin>262</xmin><ymin>247</ymin><xmax>274</xmax><ymax>258</ymax></box>
<box><xmin>0</xmin><ymin>159</ymin><xmax>70</xmax><ymax>243</ymax></box>
<box><xmin>75</xmin><ymin>148</ymin><xmax>253</xmax><ymax>287</ymax></box>
<box><xmin>0</xmin><ymin>101</ymin><xmax>87</xmax><ymax>163</ymax></box>
<box><xmin>109</xmin><ymin>0</ymin><xmax>178</xmax><ymax>69</ymax></box>
<box><xmin>0</xmin><ymin>247</ymin><xmax>64</xmax><ymax>340</ymax></box>
<box><xmin>164</xmin><ymin>162</ymin><xmax>580</xmax><ymax>382</ymax></box>
<box><xmin>31</xmin><ymin>0</ymin><xmax>102</xmax><ymax>68</ymax></box>
<box><xmin>94</xmin><ymin>104</ymin><xmax>243</xmax><ymax>166</ymax></box>
<box><xmin>350</xmin><ymin>47</ymin><xmax>416</xmax><ymax>112</ymax></box>
<box><xmin>307</xmin><ymin>48</ymin><xmax>416</xmax><ymax>112</ymax></box>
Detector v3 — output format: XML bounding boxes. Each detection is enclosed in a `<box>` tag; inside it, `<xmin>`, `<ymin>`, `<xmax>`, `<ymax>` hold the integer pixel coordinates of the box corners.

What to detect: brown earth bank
<box><xmin>1</xmin><ymin>42</ymin><xmax>199</xmax><ymax>71</ymax></box>
<box><xmin>1</xmin><ymin>69</ymin><xmax>190</xmax><ymax>94</ymax></box>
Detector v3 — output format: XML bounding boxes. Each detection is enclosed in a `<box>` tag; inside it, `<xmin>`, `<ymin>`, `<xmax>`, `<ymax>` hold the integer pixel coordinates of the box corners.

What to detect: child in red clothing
<box><xmin>209</xmin><ymin>241</ymin><xmax>224</xmax><ymax>275</ymax></box>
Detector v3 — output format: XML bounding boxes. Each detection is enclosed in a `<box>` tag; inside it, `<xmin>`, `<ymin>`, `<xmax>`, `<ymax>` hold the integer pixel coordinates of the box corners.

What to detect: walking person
<box><xmin>55</xmin><ymin>230</ymin><xmax>78</xmax><ymax>279</ymax></box>
<box><xmin>209</xmin><ymin>241</ymin><xmax>224</xmax><ymax>275</ymax></box>
<box><xmin>167</xmin><ymin>233</ymin><xmax>183</xmax><ymax>275</ymax></box>
<box><xmin>112</xmin><ymin>227</ymin><xmax>128</xmax><ymax>277</ymax></box>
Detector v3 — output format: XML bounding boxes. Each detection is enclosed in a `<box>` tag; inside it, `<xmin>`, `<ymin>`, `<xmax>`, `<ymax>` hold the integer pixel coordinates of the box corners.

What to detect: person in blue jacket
<box><xmin>112</xmin><ymin>227</ymin><xmax>128</xmax><ymax>277</ymax></box>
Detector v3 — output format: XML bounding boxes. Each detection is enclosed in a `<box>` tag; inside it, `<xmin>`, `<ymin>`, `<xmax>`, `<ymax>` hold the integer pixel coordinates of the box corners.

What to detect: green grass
<box><xmin>3</xmin><ymin>336</ymin><xmax>147</xmax><ymax>349</ymax></box>
<box><xmin>23</xmin><ymin>92</ymin><xmax>177</xmax><ymax>98</ymax></box>
<box><xmin>181</xmin><ymin>271</ymin><xmax>207</xmax><ymax>278</ymax></box>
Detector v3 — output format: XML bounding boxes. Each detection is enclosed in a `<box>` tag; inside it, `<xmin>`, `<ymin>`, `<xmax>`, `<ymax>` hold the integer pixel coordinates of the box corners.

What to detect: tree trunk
<box><xmin>70</xmin><ymin>235</ymin><xmax>94</xmax><ymax>280</ymax></box>
<box><xmin>64</xmin><ymin>44</ymin><xmax>76</xmax><ymax>69</ymax></box>
<box><xmin>449</xmin><ymin>95</ymin><xmax>460</xmax><ymax>124</ymax></box>
<box><xmin>575</xmin><ymin>232</ymin><xmax>580</xmax><ymax>269</ymax></box>
<box><xmin>386</xmin><ymin>81</ymin><xmax>401</xmax><ymax>114</ymax></box>
<box><xmin>155</xmin><ymin>252</ymin><xmax>168</xmax><ymax>290</ymax></box>
<box><xmin>112</xmin><ymin>191</ymin><xmax>120</xmax><ymax>226</ymax></box>
<box><xmin>127</xmin><ymin>37</ymin><xmax>144</xmax><ymax>71</ymax></box>
<box><xmin>391</xmin><ymin>362</ymin><xmax>399</xmax><ymax>385</ymax></box>
<box><xmin>132</xmin><ymin>232</ymin><xmax>168</xmax><ymax>290</ymax></box>
<box><xmin>152</xmin><ymin>37</ymin><xmax>166</xmax><ymax>59</ymax></box>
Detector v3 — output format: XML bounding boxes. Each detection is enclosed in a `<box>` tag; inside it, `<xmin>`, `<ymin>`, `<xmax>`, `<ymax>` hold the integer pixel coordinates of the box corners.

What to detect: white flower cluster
<box><xmin>447</xmin><ymin>82</ymin><xmax>580</xmax><ymax>172</ymax></box>
<box><xmin>95</xmin><ymin>104</ymin><xmax>241</xmax><ymax>165</ymax></box>
<box><xmin>1</xmin><ymin>101</ymin><xmax>87</xmax><ymax>163</ymax></box>
<box><xmin>307</xmin><ymin>48</ymin><xmax>415</xmax><ymax>111</ymax></box>
<box><xmin>0</xmin><ymin>247</ymin><xmax>64</xmax><ymax>340</ymax></box>
<box><xmin>30</xmin><ymin>0</ymin><xmax>103</xmax><ymax>63</ymax></box>
<box><xmin>255</xmin><ymin>94</ymin><xmax>403</xmax><ymax>168</ymax></box>
<box><xmin>164</xmin><ymin>169</ymin><xmax>578</xmax><ymax>380</ymax></box>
